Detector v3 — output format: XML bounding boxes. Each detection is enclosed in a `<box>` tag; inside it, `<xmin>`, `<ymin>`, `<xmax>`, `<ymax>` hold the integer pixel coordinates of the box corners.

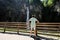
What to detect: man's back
<box><xmin>29</xmin><ymin>17</ymin><xmax>38</xmax><ymax>27</ymax></box>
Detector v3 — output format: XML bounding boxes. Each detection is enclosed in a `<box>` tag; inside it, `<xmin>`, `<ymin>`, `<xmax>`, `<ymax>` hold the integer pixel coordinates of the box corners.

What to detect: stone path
<box><xmin>0</xmin><ymin>33</ymin><xmax>34</xmax><ymax>40</ymax></box>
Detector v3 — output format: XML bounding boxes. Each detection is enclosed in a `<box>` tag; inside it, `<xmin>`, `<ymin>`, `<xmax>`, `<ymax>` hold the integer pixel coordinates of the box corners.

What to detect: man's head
<box><xmin>32</xmin><ymin>15</ymin><xmax>35</xmax><ymax>17</ymax></box>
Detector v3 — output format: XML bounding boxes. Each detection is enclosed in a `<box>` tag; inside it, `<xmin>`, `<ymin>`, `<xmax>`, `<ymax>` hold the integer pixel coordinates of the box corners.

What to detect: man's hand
<box><xmin>37</xmin><ymin>20</ymin><xmax>39</xmax><ymax>23</ymax></box>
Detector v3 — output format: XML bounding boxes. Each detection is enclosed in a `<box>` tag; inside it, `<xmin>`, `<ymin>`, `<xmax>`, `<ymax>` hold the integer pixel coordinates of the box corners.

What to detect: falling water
<box><xmin>26</xmin><ymin>7</ymin><xmax>29</xmax><ymax>29</ymax></box>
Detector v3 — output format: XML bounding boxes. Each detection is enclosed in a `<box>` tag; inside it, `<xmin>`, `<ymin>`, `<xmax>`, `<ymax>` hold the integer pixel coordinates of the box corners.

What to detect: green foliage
<box><xmin>43</xmin><ymin>0</ymin><xmax>48</xmax><ymax>7</ymax></box>
<box><xmin>47</xmin><ymin>0</ymin><xmax>54</xmax><ymax>7</ymax></box>
<box><xmin>41</xmin><ymin>0</ymin><xmax>54</xmax><ymax>7</ymax></box>
<box><xmin>29</xmin><ymin>0</ymin><xmax>33</xmax><ymax>4</ymax></box>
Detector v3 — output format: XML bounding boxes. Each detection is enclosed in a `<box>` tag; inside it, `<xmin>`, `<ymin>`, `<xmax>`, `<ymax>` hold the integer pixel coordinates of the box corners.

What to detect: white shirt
<box><xmin>29</xmin><ymin>17</ymin><xmax>38</xmax><ymax>28</ymax></box>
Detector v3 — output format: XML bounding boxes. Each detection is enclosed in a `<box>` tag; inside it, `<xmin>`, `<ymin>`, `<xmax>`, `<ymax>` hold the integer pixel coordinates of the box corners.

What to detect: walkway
<box><xmin>0</xmin><ymin>33</ymin><xmax>34</xmax><ymax>40</ymax></box>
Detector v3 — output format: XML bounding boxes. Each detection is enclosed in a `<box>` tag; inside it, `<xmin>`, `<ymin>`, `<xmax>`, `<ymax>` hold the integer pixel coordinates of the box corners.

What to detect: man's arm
<box><xmin>35</xmin><ymin>18</ymin><xmax>39</xmax><ymax>23</ymax></box>
<box><xmin>37</xmin><ymin>20</ymin><xmax>39</xmax><ymax>23</ymax></box>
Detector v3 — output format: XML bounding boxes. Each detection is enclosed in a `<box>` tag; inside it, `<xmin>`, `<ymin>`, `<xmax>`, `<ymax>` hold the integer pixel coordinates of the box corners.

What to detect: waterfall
<box><xmin>26</xmin><ymin>7</ymin><xmax>29</xmax><ymax>29</ymax></box>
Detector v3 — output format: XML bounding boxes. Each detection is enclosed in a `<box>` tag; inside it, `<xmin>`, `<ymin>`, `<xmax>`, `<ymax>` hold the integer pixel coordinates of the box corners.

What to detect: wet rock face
<box><xmin>0</xmin><ymin>0</ymin><xmax>60</xmax><ymax>22</ymax></box>
<box><xmin>0</xmin><ymin>0</ymin><xmax>27</xmax><ymax>22</ymax></box>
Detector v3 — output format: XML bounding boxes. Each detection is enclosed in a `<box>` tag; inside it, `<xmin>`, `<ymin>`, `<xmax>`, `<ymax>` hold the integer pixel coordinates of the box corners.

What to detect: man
<box><xmin>28</xmin><ymin>15</ymin><xmax>39</xmax><ymax>36</ymax></box>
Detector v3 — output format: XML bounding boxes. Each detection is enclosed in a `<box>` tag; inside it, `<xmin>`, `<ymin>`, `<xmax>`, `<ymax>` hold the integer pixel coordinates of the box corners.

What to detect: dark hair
<box><xmin>32</xmin><ymin>15</ymin><xmax>35</xmax><ymax>17</ymax></box>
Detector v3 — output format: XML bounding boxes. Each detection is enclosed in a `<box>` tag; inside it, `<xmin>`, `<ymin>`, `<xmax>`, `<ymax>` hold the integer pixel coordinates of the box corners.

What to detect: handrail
<box><xmin>0</xmin><ymin>22</ymin><xmax>60</xmax><ymax>36</ymax></box>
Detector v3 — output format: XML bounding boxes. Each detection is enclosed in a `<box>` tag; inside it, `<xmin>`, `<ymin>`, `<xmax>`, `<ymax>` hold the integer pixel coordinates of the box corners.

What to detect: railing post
<box><xmin>4</xmin><ymin>22</ymin><xmax>7</xmax><ymax>33</ymax></box>
<box><xmin>17</xmin><ymin>23</ymin><xmax>19</xmax><ymax>34</ymax></box>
